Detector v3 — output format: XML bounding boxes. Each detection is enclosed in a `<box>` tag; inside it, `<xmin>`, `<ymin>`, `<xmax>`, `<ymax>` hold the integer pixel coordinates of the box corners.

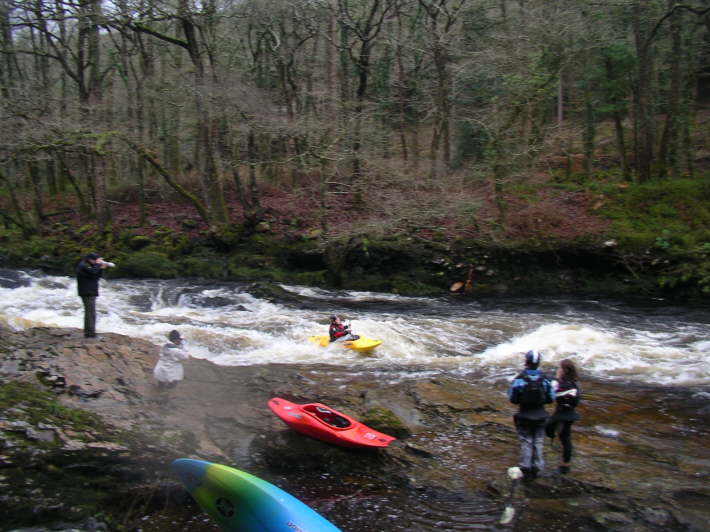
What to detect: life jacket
<box><xmin>329</xmin><ymin>323</ymin><xmax>347</xmax><ymax>340</ymax></box>
<box><xmin>555</xmin><ymin>378</ymin><xmax>580</xmax><ymax>410</ymax></box>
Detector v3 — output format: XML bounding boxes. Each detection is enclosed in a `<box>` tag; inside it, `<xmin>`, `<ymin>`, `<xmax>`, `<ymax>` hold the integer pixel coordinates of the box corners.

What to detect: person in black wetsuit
<box><xmin>545</xmin><ymin>358</ymin><xmax>581</xmax><ymax>474</ymax></box>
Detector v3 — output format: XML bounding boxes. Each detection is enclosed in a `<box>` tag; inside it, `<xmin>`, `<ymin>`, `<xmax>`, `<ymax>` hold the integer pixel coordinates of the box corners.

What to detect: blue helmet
<box><xmin>525</xmin><ymin>349</ymin><xmax>541</xmax><ymax>368</ymax></box>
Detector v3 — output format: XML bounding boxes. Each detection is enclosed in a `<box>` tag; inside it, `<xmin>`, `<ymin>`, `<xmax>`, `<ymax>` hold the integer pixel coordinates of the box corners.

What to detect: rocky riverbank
<box><xmin>1</xmin><ymin>325</ymin><xmax>709</xmax><ymax>531</ymax></box>
<box><xmin>1</xmin><ymin>224</ymin><xmax>708</xmax><ymax>301</ymax></box>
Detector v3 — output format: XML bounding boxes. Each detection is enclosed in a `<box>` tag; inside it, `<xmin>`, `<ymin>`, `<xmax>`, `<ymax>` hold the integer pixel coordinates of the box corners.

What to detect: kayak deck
<box><xmin>308</xmin><ymin>335</ymin><xmax>382</xmax><ymax>352</ymax></box>
<box><xmin>268</xmin><ymin>397</ymin><xmax>396</xmax><ymax>448</ymax></box>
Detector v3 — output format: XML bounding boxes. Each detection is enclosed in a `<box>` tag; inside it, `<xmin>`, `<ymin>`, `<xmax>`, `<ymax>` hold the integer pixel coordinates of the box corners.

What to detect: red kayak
<box><xmin>268</xmin><ymin>397</ymin><xmax>396</xmax><ymax>449</ymax></box>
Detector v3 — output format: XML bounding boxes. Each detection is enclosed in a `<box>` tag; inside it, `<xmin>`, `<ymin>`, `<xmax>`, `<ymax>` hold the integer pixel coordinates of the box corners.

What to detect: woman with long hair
<box><xmin>545</xmin><ymin>359</ymin><xmax>581</xmax><ymax>474</ymax></box>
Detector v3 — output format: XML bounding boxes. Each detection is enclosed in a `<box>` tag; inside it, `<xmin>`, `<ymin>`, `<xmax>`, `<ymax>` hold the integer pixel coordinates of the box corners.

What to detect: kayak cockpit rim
<box><xmin>303</xmin><ymin>404</ymin><xmax>353</xmax><ymax>429</ymax></box>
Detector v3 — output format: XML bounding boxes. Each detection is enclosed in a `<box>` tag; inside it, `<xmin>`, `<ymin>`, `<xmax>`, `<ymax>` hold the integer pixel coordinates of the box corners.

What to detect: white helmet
<box><xmin>525</xmin><ymin>349</ymin><xmax>541</xmax><ymax>368</ymax></box>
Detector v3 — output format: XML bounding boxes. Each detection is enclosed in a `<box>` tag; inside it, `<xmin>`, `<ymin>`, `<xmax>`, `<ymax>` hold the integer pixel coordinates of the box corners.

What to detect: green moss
<box><xmin>658</xmin><ymin>248</ymin><xmax>710</xmax><ymax>294</ymax></box>
<box><xmin>229</xmin><ymin>265</ymin><xmax>286</xmax><ymax>282</ymax></box>
<box><xmin>361</xmin><ymin>406</ymin><xmax>410</xmax><ymax>439</ymax></box>
<box><xmin>127</xmin><ymin>235</ymin><xmax>153</xmax><ymax>250</ymax></box>
<box><xmin>290</xmin><ymin>270</ymin><xmax>328</xmax><ymax>286</ymax></box>
<box><xmin>178</xmin><ymin>256</ymin><xmax>226</xmax><ymax>278</ymax></box>
<box><xmin>597</xmin><ymin>178</ymin><xmax>710</xmax><ymax>251</ymax></box>
<box><xmin>119</xmin><ymin>251</ymin><xmax>179</xmax><ymax>278</ymax></box>
<box><xmin>0</xmin><ymin>380</ymin><xmax>104</xmax><ymax>434</ymax></box>
<box><xmin>1</xmin><ymin>235</ymin><xmax>57</xmax><ymax>261</ymax></box>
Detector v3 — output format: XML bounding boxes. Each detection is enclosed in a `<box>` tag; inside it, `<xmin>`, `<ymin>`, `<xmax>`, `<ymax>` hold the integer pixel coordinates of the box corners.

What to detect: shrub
<box><xmin>119</xmin><ymin>251</ymin><xmax>179</xmax><ymax>278</ymax></box>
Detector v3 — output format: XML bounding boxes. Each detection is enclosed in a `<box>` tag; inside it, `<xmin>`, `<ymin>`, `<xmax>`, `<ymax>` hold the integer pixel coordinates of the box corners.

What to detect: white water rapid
<box><xmin>0</xmin><ymin>269</ymin><xmax>708</xmax><ymax>386</ymax></box>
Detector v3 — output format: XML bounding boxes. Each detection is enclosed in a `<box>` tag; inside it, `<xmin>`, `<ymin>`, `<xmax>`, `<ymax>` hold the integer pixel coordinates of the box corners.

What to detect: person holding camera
<box><xmin>329</xmin><ymin>315</ymin><xmax>359</xmax><ymax>342</ymax></box>
<box><xmin>75</xmin><ymin>252</ymin><xmax>114</xmax><ymax>338</ymax></box>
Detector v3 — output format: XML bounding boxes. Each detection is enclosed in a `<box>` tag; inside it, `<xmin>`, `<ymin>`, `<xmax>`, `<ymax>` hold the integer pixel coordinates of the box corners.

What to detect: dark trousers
<box><xmin>81</xmin><ymin>296</ymin><xmax>97</xmax><ymax>336</ymax></box>
<box><xmin>547</xmin><ymin>419</ymin><xmax>574</xmax><ymax>463</ymax></box>
<box><xmin>558</xmin><ymin>420</ymin><xmax>574</xmax><ymax>463</ymax></box>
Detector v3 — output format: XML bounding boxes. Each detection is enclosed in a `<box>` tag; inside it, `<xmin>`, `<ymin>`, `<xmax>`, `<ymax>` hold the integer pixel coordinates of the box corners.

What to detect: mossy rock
<box><xmin>6</xmin><ymin>236</ymin><xmax>58</xmax><ymax>261</ymax></box>
<box><xmin>303</xmin><ymin>228</ymin><xmax>323</xmax><ymax>240</ymax></box>
<box><xmin>290</xmin><ymin>270</ymin><xmax>328</xmax><ymax>286</ymax></box>
<box><xmin>168</xmin><ymin>234</ymin><xmax>194</xmax><ymax>256</ymax></box>
<box><xmin>255</xmin><ymin>221</ymin><xmax>271</xmax><ymax>233</ymax></box>
<box><xmin>127</xmin><ymin>235</ymin><xmax>153</xmax><ymax>251</ymax></box>
<box><xmin>178</xmin><ymin>256</ymin><xmax>227</xmax><ymax>278</ymax></box>
<box><xmin>0</xmin><ymin>380</ymin><xmax>105</xmax><ymax>438</ymax></box>
<box><xmin>119</xmin><ymin>251</ymin><xmax>179</xmax><ymax>278</ymax></box>
<box><xmin>178</xmin><ymin>217</ymin><xmax>199</xmax><ymax>229</ymax></box>
<box><xmin>361</xmin><ymin>406</ymin><xmax>411</xmax><ymax>439</ymax></box>
<box><xmin>245</xmin><ymin>281</ymin><xmax>307</xmax><ymax>303</ymax></box>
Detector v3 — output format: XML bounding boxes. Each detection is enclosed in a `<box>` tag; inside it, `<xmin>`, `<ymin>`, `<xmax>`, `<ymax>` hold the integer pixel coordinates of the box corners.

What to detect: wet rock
<box><xmin>404</xmin><ymin>442</ymin><xmax>435</xmax><ymax>458</ymax></box>
<box><xmin>593</xmin><ymin>511</ymin><xmax>634</xmax><ymax>528</ymax></box>
<box><xmin>7</xmin><ymin>420</ymin><xmax>31</xmax><ymax>432</ymax></box>
<box><xmin>36</xmin><ymin>279</ymin><xmax>66</xmax><ymax>290</ymax></box>
<box><xmin>192</xmin><ymin>295</ymin><xmax>235</xmax><ymax>308</ymax></box>
<box><xmin>7</xmin><ymin>516</ymin><xmax>108</xmax><ymax>531</ymax></box>
<box><xmin>244</xmin><ymin>282</ymin><xmax>312</xmax><ymax>307</ymax></box>
<box><xmin>1</xmin><ymin>324</ymin><xmax>710</xmax><ymax>531</ymax></box>
<box><xmin>0</xmin><ymin>359</ymin><xmax>22</xmax><ymax>375</ymax></box>
<box><xmin>360</xmin><ymin>406</ymin><xmax>411</xmax><ymax>438</ymax></box>
<box><xmin>0</xmin><ymin>269</ymin><xmax>32</xmax><ymax>289</ymax></box>
<box><xmin>24</xmin><ymin>428</ymin><xmax>55</xmax><ymax>442</ymax></box>
<box><xmin>639</xmin><ymin>507</ymin><xmax>674</xmax><ymax>527</ymax></box>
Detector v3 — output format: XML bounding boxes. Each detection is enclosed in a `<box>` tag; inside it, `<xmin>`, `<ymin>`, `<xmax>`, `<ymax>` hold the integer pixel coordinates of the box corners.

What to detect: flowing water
<box><xmin>2</xmin><ymin>268</ymin><xmax>709</xmax><ymax>531</ymax></box>
<box><xmin>1</xmin><ymin>268</ymin><xmax>708</xmax><ymax>386</ymax></box>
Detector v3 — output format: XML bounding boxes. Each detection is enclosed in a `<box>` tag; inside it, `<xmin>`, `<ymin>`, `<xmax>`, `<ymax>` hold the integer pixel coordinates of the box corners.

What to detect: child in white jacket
<box><xmin>153</xmin><ymin>330</ymin><xmax>190</xmax><ymax>387</ymax></box>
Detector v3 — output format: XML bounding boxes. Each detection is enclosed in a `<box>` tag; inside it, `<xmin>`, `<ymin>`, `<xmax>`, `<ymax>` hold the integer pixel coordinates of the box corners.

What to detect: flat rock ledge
<box><xmin>1</xmin><ymin>325</ymin><xmax>709</xmax><ymax>531</ymax></box>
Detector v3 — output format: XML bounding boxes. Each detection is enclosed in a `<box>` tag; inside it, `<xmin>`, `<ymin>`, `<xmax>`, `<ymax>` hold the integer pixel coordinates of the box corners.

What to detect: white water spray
<box><xmin>0</xmin><ymin>270</ymin><xmax>708</xmax><ymax>385</ymax></box>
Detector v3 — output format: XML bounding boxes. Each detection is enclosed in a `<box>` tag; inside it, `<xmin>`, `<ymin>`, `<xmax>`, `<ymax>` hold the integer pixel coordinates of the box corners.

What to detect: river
<box><xmin>1</xmin><ymin>268</ymin><xmax>708</xmax><ymax>386</ymax></box>
<box><xmin>1</xmin><ymin>268</ymin><xmax>709</xmax><ymax>531</ymax></box>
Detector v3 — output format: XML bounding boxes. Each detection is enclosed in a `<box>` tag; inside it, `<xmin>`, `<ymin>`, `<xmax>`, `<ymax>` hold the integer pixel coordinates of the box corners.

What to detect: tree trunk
<box><xmin>56</xmin><ymin>153</ymin><xmax>89</xmax><ymax>214</ymax></box>
<box><xmin>125</xmin><ymin>139</ymin><xmax>211</xmax><ymax>225</ymax></box>
<box><xmin>180</xmin><ymin>3</ymin><xmax>228</xmax><ymax>228</ymax></box>
<box><xmin>0</xmin><ymin>0</ymin><xmax>22</xmax><ymax>99</ymax></box>
<box><xmin>612</xmin><ymin>111</ymin><xmax>630</xmax><ymax>181</ymax></box>
<box><xmin>28</xmin><ymin>161</ymin><xmax>46</xmax><ymax>225</ymax></box>
<box><xmin>432</xmin><ymin>39</ymin><xmax>451</xmax><ymax>170</ymax></box>
<box><xmin>583</xmin><ymin>98</ymin><xmax>595</xmax><ymax>178</ymax></box>
<box><xmin>658</xmin><ymin>0</ymin><xmax>681</xmax><ymax>179</ymax></box>
<box><xmin>557</xmin><ymin>70</ymin><xmax>564</xmax><ymax>127</ymax></box>
<box><xmin>351</xmin><ymin>36</ymin><xmax>371</xmax><ymax>183</ymax></box>
<box><xmin>0</xmin><ymin>169</ymin><xmax>35</xmax><ymax>237</ymax></box>
<box><xmin>235</xmin><ymin>129</ymin><xmax>264</xmax><ymax>234</ymax></box>
<box><xmin>633</xmin><ymin>1</ymin><xmax>655</xmax><ymax>182</ymax></box>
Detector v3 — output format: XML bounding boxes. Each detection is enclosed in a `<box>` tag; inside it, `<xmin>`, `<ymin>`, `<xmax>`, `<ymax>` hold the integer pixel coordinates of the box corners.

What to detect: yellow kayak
<box><xmin>308</xmin><ymin>335</ymin><xmax>383</xmax><ymax>353</ymax></box>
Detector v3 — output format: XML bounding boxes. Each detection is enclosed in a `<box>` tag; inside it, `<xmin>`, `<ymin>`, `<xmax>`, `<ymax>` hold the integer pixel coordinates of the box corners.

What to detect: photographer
<box><xmin>75</xmin><ymin>252</ymin><xmax>114</xmax><ymax>338</ymax></box>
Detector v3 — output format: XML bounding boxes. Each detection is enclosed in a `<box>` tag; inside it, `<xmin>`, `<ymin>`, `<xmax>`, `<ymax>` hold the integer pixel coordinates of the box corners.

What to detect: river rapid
<box><xmin>2</xmin><ymin>268</ymin><xmax>710</xmax><ymax>531</ymax></box>
<box><xmin>1</xmin><ymin>268</ymin><xmax>708</xmax><ymax>387</ymax></box>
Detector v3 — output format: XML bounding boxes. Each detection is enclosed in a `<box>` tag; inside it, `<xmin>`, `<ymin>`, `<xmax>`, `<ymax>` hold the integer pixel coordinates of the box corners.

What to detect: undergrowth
<box><xmin>594</xmin><ymin>177</ymin><xmax>710</xmax><ymax>251</ymax></box>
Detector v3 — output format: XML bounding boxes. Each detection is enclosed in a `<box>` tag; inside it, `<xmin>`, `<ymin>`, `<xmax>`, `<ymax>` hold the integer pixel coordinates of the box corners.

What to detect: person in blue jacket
<box><xmin>508</xmin><ymin>349</ymin><xmax>555</xmax><ymax>480</ymax></box>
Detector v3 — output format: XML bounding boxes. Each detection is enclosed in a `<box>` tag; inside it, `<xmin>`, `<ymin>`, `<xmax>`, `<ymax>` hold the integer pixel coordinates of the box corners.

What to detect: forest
<box><xmin>1</xmin><ymin>0</ymin><xmax>709</xmax><ymax>296</ymax></box>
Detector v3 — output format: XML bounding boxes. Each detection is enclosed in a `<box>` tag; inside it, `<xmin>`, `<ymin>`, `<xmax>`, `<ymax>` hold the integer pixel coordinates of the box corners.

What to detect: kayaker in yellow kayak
<box><xmin>329</xmin><ymin>315</ymin><xmax>359</xmax><ymax>342</ymax></box>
